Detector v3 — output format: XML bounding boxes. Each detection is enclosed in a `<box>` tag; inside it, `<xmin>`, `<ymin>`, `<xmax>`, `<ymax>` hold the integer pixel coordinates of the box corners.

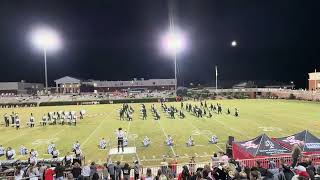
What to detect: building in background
<box><xmin>54</xmin><ymin>76</ymin><xmax>176</xmax><ymax>94</ymax></box>
<box><xmin>308</xmin><ymin>71</ymin><xmax>320</xmax><ymax>91</ymax></box>
<box><xmin>0</xmin><ymin>80</ymin><xmax>43</xmax><ymax>95</ymax></box>
<box><xmin>54</xmin><ymin>76</ymin><xmax>81</xmax><ymax>94</ymax></box>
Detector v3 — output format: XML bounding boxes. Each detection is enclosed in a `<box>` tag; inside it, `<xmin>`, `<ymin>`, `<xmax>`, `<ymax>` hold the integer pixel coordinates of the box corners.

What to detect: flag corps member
<box><xmin>116</xmin><ymin>128</ymin><xmax>125</xmax><ymax>153</ymax></box>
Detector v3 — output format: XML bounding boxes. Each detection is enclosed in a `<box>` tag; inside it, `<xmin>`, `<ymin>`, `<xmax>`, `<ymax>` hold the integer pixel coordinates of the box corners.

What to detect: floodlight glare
<box><xmin>31</xmin><ymin>27</ymin><xmax>61</xmax><ymax>51</ymax></box>
<box><xmin>231</xmin><ymin>40</ymin><xmax>237</xmax><ymax>47</ymax></box>
<box><xmin>161</xmin><ymin>31</ymin><xmax>186</xmax><ymax>55</ymax></box>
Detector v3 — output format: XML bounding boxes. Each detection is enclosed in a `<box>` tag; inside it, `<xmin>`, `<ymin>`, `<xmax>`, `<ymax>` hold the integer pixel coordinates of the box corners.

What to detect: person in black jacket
<box><xmin>55</xmin><ymin>162</ymin><xmax>65</xmax><ymax>180</ymax></box>
<box><xmin>72</xmin><ymin>162</ymin><xmax>82</xmax><ymax>179</ymax></box>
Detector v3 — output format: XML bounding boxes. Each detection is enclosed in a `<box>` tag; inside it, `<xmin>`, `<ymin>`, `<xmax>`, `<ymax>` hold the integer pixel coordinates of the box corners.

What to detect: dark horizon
<box><xmin>0</xmin><ymin>0</ymin><xmax>319</xmax><ymax>88</ymax></box>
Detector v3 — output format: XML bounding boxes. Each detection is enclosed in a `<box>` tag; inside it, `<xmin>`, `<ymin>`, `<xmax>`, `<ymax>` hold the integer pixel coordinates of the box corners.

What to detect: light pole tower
<box><xmin>31</xmin><ymin>27</ymin><xmax>61</xmax><ymax>94</ymax></box>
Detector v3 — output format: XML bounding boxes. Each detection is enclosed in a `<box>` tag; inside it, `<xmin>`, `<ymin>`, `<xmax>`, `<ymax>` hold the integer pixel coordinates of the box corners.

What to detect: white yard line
<box><xmin>2</xmin><ymin>127</ymin><xmax>42</xmax><ymax>145</ymax></box>
<box><xmin>188</xmin><ymin>121</ymin><xmax>224</xmax><ymax>152</ymax></box>
<box><xmin>214</xmin><ymin>120</ymin><xmax>251</xmax><ymax>139</ymax></box>
<box><xmin>156</xmin><ymin>121</ymin><xmax>177</xmax><ymax>157</ymax></box>
<box><xmin>81</xmin><ymin>117</ymin><xmax>106</xmax><ymax>146</ymax></box>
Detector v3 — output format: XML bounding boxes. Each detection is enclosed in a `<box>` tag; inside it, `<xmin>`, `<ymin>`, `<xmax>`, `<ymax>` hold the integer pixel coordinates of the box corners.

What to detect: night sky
<box><xmin>0</xmin><ymin>0</ymin><xmax>319</xmax><ymax>88</ymax></box>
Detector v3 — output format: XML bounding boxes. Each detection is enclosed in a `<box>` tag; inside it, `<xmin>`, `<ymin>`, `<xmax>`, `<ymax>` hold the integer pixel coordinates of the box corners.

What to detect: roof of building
<box><xmin>54</xmin><ymin>76</ymin><xmax>81</xmax><ymax>84</ymax></box>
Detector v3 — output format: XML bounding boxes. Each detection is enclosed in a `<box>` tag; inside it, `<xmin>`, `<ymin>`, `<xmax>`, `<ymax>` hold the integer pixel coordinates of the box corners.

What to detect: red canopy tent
<box><xmin>273</xmin><ymin>130</ymin><xmax>320</xmax><ymax>155</ymax></box>
<box><xmin>233</xmin><ymin>134</ymin><xmax>290</xmax><ymax>159</ymax></box>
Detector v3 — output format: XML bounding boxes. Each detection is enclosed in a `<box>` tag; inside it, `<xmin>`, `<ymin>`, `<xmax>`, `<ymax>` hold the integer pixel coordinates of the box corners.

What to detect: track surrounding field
<box><xmin>0</xmin><ymin>99</ymin><xmax>319</xmax><ymax>165</ymax></box>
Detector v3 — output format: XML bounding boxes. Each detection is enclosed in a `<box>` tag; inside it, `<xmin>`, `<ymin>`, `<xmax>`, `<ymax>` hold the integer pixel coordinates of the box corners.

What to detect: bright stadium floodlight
<box><xmin>161</xmin><ymin>30</ymin><xmax>187</xmax><ymax>92</ymax></box>
<box><xmin>161</xmin><ymin>31</ymin><xmax>186</xmax><ymax>55</ymax></box>
<box><xmin>30</xmin><ymin>26</ymin><xmax>62</xmax><ymax>94</ymax></box>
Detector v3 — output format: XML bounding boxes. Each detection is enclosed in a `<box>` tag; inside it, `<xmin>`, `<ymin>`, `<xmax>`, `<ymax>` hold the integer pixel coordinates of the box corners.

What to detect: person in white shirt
<box><xmin>65</xmin><ymin>153</ymin><xmax>73</xmax><ymax>166</ymax></box>
<box><xmin>14</xmin><ymin>166</ymin><xmax>24</xmax><ymax>180</ymax></box>
<box><xmin>143</xmin><ymin>136</ymin><xmax>151</xmax><ymax>147</ymax></box>
<box><xmin>6</xmin><ymin>147</ymin><xmax>16</xmax><ymax>160</ymax></box>
<box><xmin>15</xmin><ymin>117</ymin><xmax>20</xmax><ymax>130</ymax></box>
<box><xmin>187</xmin><ymin>136</ymin><xmax>195</xmax><ymax>146</ymax></box>
<box><xmin>47</xmin><ymin>142</ymin><xmax>55</xmax><ymax>154</ymax></box>
<box><xmin>29</xmin><ymin>113</ymin><xmax>35</xmax><ymax>127</ymax></box>
<box><xmin>166</xmin><ymin>135</ymin><xmax>174</xmax><ymax>146</ymax></box>
<box><xmin>116</xmin><ymin>128</ymin><xmax>125</xmax><ymax>152</ymax></box>
<box><xmin>20</xmin><ymin>145</ymin><xmax>28</xmax><ymax>155</ymax></box>
<box><xmin>42</xmin><ymin>114</ymin><xmax>48</xmax><ymax>126</ymax></box>
<box><xmin>29</xmin><ymin>149</ymin><xmax>38</xmax><ymax>165</ymax></box>
<box><xmin>123</xmin><ymin>136</ymin><xmax>128</xmax><ymax>147</ymax></box>
<box><xmin>99</xmin><ymin>138</ymin><xmax>107</xmax><ymax>149</ymax></box>
<box><xmin>52</xmin><ymin>147</ymin><xmax>59</xmax><ymax>158</ymax></box>
<box><xmin>81</xmin><ymin>164</ymin><xmax>91</xmax><ymax>179</ymax></box>
<box><xmin>73</xmin><ymin>141</ymin><xmax>81</xmax><ymax>152</ymax></box>
<box><xmin>0</xmin><ymin>145</ymin><xmax>5</xmax><ymax>157</ymax></box>
<box><xmin>209</xmin><ymin>135</ymin><xmax>218</xmax><ymax>144</ymax></box>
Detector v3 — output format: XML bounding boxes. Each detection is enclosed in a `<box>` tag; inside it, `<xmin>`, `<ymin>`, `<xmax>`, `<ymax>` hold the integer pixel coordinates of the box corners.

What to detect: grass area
<box><xmin>0</xmin><ymin>99</ymin><xmax>319</xmax><ymax>166</ymax></box>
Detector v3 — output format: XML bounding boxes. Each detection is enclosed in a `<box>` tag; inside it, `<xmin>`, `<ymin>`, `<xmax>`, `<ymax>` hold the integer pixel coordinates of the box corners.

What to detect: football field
<box><xmin>0</xmin><ymin>99</ymin><xmax>319</xmax><ymax>165</ymax></box>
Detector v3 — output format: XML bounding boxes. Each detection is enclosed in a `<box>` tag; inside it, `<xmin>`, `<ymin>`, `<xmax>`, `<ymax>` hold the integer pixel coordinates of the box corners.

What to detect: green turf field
<box><xmin>0</xmin><ymin>99</ymin><xmax>319</xmax><ymax>165</ymax></box>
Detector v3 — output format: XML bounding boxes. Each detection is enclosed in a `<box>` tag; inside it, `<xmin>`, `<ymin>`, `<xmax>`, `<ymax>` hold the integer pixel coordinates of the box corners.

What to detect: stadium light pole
<box><xmin>161</xmin><ymin>31</ymin><xmax>186</xmax><ymax>92</ymax></box>
<box><xmin>30</xmin><ymin>27</ymin><xmax>61</xmax><ymax>94</ymax></box>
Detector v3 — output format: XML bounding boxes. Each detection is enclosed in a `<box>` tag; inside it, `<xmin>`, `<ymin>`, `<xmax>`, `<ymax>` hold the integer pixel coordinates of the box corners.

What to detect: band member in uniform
<box><xmin>42</xmin><ymin>114</ymin><xmax>48</xmax><ymax>126</ymax></box>
<box><xmin>80</xmin><ymin>110</ymin><xmax>86</xmax><ymax>119</ymax></box>
<box><xmin>52</xmin><ymin>147</ymin><xmax>59</xmax><ymax>158</ymax></box>
<box><xmin>48</xmin><ymin>142</ymin><xmax>55</xmax><ymax>154</ymax></box>
<box><xmin>4</xmin><ymin>113</ymin><xmax>9</xmax><ymax>127</ymax></box>
<box><xmin>15</xmin><ymin>116</ymin><xmax>20</xmax><ymax>130</ymax></box>
<box><xmin>143</xmin><ymin>136</ymin><xmax>151</xmax><ymax>147</ymax></box>
<box><xmin>116</xmin><ymin>128</ymin><xmax>125</xmax><ymax>152</ymax></box>
<box><xmin>0</xmin><ymin>145</ymin><xmax>5</xmax><ymax>157</ymax></box>
<box><xmin>20</xmin><ymin>145</ymin><xmax>28</xmax><ymax>155</ymax></box>
<box><xmin>235</xmin><ymin>108</ymin><xmax>239</xmax><ymax>117</ymax></box>
<box><xmin>29</xmin><ymin>149</ymin><xmax>38</xmax><ymax>165</ymax></box>
<box><xmin>187</xmin><ymin>136</ymin><xmax>195</xmax><ymax>147</ymax></box>
<box><xmin>99</xmin><ymin>138</ymin><xmax>107</xmax><ymax>149</ymax></box>
<box><xmin>29</xmin><ymin>113</ymin><xmax>35</xmax><ymax>127</ymax></box>
<box><xmin>166</xmin><ymin>135</ymin><xmax>174</xmax><ymax>146</ymax></box>
<box><xmin>209</xmin><ymin>135</ymin><xmax>218</xmax><ymax>144</ymax></box>
<box><xmin>73</xmin><ymin>141</ymin><xmax>81</xmax><ymax>152</ymax></box>
<box><xmin>123</xmin><ymin>136</ymin><xmax>128</xmax><ymax>147</ymax></box>
<box><xmin>65</xmin><ymin>152</ymin><xmax>73</xmax><ymax>167</ymax></box>
<box><xmin>6</xmin><ymin>147</ymin><xmax>16</xmax><ymax>160</ymax></box>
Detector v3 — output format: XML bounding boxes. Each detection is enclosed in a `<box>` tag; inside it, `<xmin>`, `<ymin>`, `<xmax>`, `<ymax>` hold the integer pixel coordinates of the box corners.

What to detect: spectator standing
<box><xmin>108</xmin><ymin>161</ymin><xmax>116</xmax><ymax>180</ymax></box>
<box><xmin>38</xmin><ymin>162</ymin><xmax>47</xmax><ymax>180</ymax></box>
<box><xmin>134</xmin><ymin>161</ymin><xmax>141</xmax><ymax>180</ymax></box>
<box><xmin>122</xmin><ymin>163</ymin><xmax>131</xmax><ymax>180</ymax></box>
<box><xmin>292</xmin><ymin>144</ymin><xmax>302</xmax><ymax>167</ymax></box>
<box><xmin>102</xmin><ymin>163</ymin><xmax>109</xmax><ymax>180</ymax></box>
<box><xmin>27</xmin><ymin>164</ymin><xmax>40</xmax><ymax>180</ymax></box>
<box><xmin>155</xmin><ymin>169</ymin><xmax>168</xmax><ymax>180</ymax></box>
<box><xmin>145</xmin><ymin>168</ymin><xmax>153</xmax><ymax>180</ymax></box>
<box><xmin>115</xmin><ymin>161</ymin><xmax>122</xmax><ymax>180</ymax></box>
<box><xmin>55</xmin><ymin>162</ymin><xmax>65</xmax><ymax>180</ymax></box>
<box><xmin>14</xmin><ymin>166</ymin><xmax>24</xmax><ymax>180</ymax></box>
<box><xmin>81</xmin><ymin>163</ymin><xmax>91</xmax><ymax>180</ymax></box>
<box><xmin>90</xmin><ymin>161</ymin><xmax>97</xmax><ymax>178</ymax></box>
<box><xmin>178</xmin><ymin>165</ymin><xmax>191</xmax><ymax>180</ymax></box>
<box><xmin>292</xmin><ymin>166</ymin><xmax>310</xmax><ymax>180</ymax></box>
<box><xmin>44</xmin><ymin>165</ymin><xmax>55</xmax><ymax>180</ymax></box>
<box><xmin>72</xmin><ymin>162</ymin><xmax>82</xmax><ymax>179</ymax></box>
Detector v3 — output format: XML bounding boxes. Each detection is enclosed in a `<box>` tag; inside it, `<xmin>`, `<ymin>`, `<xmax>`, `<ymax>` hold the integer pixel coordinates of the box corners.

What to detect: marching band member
<box><xmin>143</xmin><ymin>136</ymin><xmax>151</xmax><ymax>147</ymax></box>
<box><xmin>20</xmin><ymin>145</ymin><xmax>28</xmax><ymax>155</ymax></box>
<box><xmin>42</xmin><ymin>114</ymin><xmax>48</xmax><ymax>126</ymax></box>
<box><xmin>80</xmin><ymin>110</ymin><xmax>86</xmax><ymax>119</ymax></box>
<box><xmin>73</xmin><ymin>141</ymin><xmax>81</xmax><ymax>152</ymax></box>
<box><xmin>65</xmin><ymin>152</ymin><xmax>73</xmax><ymax>167</ymax></box>
<box><xmin>209</xmin><ymin>135</ymin><xmax>218</xmax><ymax>144</ymax></box>
<box><xmin>29</xmin><ymin>113</ymin><xmax>35</xmax><ymax>127</ymax></box>
<box><xmin>99</xmin><ymin>138</ymin><xmax>107</xmax><ymax>149</ymax></box>
<box><xmin>15</xmin><ymin>116</ymin><xmax>20</xmax><ymax>130</ymax></box>
<box><xmin>116</xmin><ymin>128</ymin><xmax>125</xmax><ymax>152</ymax></box>
<box><xmin>72</xmin><ymin>114</ymin><xmax>77</xmax><ymax>126</ymax></box>
<box><xmin>187</xmin><ymin>136</ymin><xmax>195</xmax><ymax>146</ymax></box>
<box><xmin>52</xmin><ymin>147</ymin><xmax>59</xmax><ymax>158</ymax></box>
<box><xmin>29</xmin><ymin>149</ymin><xmax>38</xmax><ymax>165</ymax></box>
<box><xmin>166</xmin><ymin>135</ymin><xmax>174</xmax><ymax>146</ymax></box>
<box><xmin>0</xmin><ymin>145</ymin><xmax>5</xmax><ymax>157</ymax></box>
<box><xmin>123</xmin><ymin>136</ymin><xmax>128</xmax><ymax>147</ymax></box>
<box><xmin>48</xmin><ymin>142</ymin><xmax>55</xmax><ymax>154</ymax></box>
<box><xmin>6</xmin><ymin>147</ymin><xmax>16</xmax><ymax>160</ymax></box>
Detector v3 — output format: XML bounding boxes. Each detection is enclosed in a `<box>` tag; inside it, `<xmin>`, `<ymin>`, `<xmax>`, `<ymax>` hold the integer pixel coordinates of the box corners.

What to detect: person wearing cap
<box><xmin>292</xmin><ymin>165</ymin><xmax>310</xmax><ymax>180</ymax></box>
